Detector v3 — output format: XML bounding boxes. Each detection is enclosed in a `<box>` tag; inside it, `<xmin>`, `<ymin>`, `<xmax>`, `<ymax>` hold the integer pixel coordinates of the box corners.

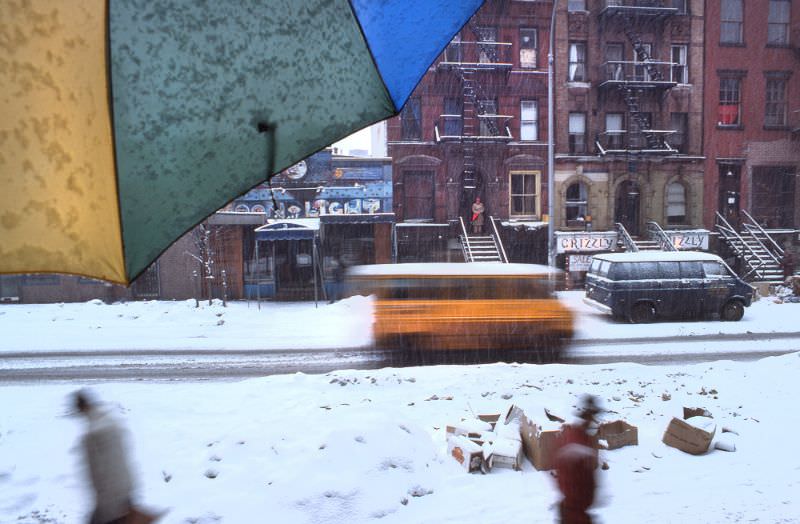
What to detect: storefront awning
<box><xmin>254</xmin><ymin>219</ymin><xmax>320</xmax><ymax>241</ymax></box>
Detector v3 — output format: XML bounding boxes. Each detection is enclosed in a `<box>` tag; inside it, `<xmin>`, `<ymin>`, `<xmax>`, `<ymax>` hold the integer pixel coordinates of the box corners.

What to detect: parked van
<box><xmin>346</xmin><ymin>262</ymin><xmax>573</xmax><ymax>360</ymax></box>
<box><xmin>584</xmin><ymin>252</ymin><xmax>754</xmax><ymax>323</ymax></box>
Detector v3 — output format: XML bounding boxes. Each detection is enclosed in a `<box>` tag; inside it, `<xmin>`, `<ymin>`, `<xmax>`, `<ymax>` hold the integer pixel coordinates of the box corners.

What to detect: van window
<box><xmin>589</xmin><ymin>258</ymin><xmax>602</xmax><ymax>274</ymax></box>
<box><xmin>637</xmin><ymin>262</ymin><xmax>658</xmax><ymax>279</ymax></box>
<box><xmin>598</xmin><ymin>260</ymin><xmax>611</xmax><ymax>277</ymax></box>
<box><xmin>657</xmin><ymin>261</ymin><xmax>680</xmax><ymax>279</ymax></box>
<box><xmin>611</xmin><ymin>262</ymin><xmax>632</xmax><ymax>280</ymax></box>
<box><xmin>702</xmin><ymin>261</ymin><xmax>726</xmax><ymax>278</ymax></box>
<box><xmin>679</xmin><ymin>261</ymin><xmax>703</xmax><ymax>279</ymax></box>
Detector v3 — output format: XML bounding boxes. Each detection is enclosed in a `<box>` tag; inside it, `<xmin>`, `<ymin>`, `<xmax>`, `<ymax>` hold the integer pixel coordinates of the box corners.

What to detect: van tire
<box><xmin>630</xmin><ymin>302</ymin><xmax>657</xmax><ymax>324</ymax></box>
<box><xmin>721</xmin><ymin>300</ymin><xmax>744</xmax><ymax>321</ymax></box>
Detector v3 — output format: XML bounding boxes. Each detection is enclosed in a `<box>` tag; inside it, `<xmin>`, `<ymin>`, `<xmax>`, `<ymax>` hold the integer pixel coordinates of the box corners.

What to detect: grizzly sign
<box><xmin>556</xmin><ymin>232</ymin><xmax>618</xmax><ymax>253</ymax></box>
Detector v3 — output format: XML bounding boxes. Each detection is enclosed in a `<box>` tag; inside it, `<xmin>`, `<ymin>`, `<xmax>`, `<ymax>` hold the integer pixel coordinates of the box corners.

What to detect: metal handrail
<box><xmin>615</xmin><ymin>222</ymin><xmax>638</xmax><ymax>252</ymax></box>
<box><xmin>490</xmin><ymin>216</ymin><xmax>509</xmax><ymax>263</ymax></box>
<box><xmin>741</xmin><ymin>209</ymin><xmax>785</xmax><ymax>258</ymax></box>
<box><xmin>459</xmin><ymin>216</ymin><xmax>472</xmax><ymax>262</ymax></box>
<box><xmin>646</xmin><ymin>221</ymin><xmax>677</xmax><ymax>251</ymax></box>
<box><xmin>715</xmin><ymin>212</ymin><xmax>766</xmax><ymax>280</ymax></box>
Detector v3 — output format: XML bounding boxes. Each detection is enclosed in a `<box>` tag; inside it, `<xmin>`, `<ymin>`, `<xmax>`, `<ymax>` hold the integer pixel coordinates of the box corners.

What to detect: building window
<box><xmin>632</xmin><ymin>43</ymin><xmax>653</xmax><ymax>82</ymax></box>
<box><xmin>568</xmin><ymin>0</ymin><xmax>586</xmax><ymax>11</ymax></box>
<box><xmin>671</xmin><ymin>0</ymin><xmax>688</xmax><ymax>14</ymax></box>
<box><xmin>443</xmin><ymin>97</ymin><xmax>463</xmax><ymax>136</ymax></box>
<box><xmin>569</xmin><ymin>112</ymin><xmax>586</xmax><ymax>154</ymax></box>
<box><xmin>765</xmin><ymin>77</ymin><xmax>787</xmax><ymax>127</ymax></box>
<box><xmin>568</xmin><ymin>42</ymin><xmax>586</xmax><ymax>82</ymax></box>
<box><xmin>477</xmin><ymin>26</ymin><xmax>498</xmax><ymax>64</ymax></box>
<box><xmin>478</xmin><ymin>98</ymin><xmax>498</xmax><ymax>136</ymax></box>
<box><xmin>510</xmin><ymin>171</ymin><xmax>540</xmax><ymax>217</ymax></box>
<box><xmin>605</xmin><ymin>43</ymin><xmax>624</xmax><ymax>81</ymax></box>
<box><xmin>670</xmin><ymin>112</ymin><xmax>688</xmax><ymax>153</ymax></box>
<box><xmin>401</xmin><ymin>98</ymin><xmax>422</xmax><ymax>140</ymax></box>
<box><xmin>565</xmin><ymin>182</ymin><xmax>589</xmax><ymax>221</ymax></box>
<box><xmin>520</xmin><ymin>28</ymin><xmax>537</xmax><ymax>68</ymax></box>
<box><xmin>520</xmin><ymin>100</ymin><xmax>538</xmax><ymax>141</ymax></box>
<box><xmin>718</xmin><ymin>77</ymin><xmax>741</xmax><ymax>126</ymax></box>
<box><xmin>671</xmin><ymin>45</ymin><xmax>688</xmax><ymax>84</ymax></box>
<box><xmin>605</xmin><ymin>113</ymin><xmax>624</xmax><ymax>149</ymax></box>
<box><xmin>720</xmin><ymin>0</ymin><xmax>743</xmax><ymax>44</ymax></box>
<box><xmin>768</xmin><ymin>0</ymin><xmax>791</xmax><ymax>45</ymax></box>
<box><xmin>666</xmin><ymin>182</ymin><xmax>687</xmax><ymax>225</ymax></box>
<box><xmin>444</xmin><ymin>34</ymin><xmax>462</xmax><ymax>63</ymax></box>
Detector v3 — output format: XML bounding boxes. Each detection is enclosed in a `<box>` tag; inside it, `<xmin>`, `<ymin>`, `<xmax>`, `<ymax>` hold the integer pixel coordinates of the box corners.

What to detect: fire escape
<box><xmin>436</xmin><ymin>23</ymin><xmax>514</xmax><ymax>262</ymax></box>
<box><xmin>436</xmin><ymin>23</ymin><xmax>513</xmax><ymax>190</ymax></box>
<box><xmin>596</xmin><ymin>1</ymin><xmax>679</xmax><ymax>157</ymax></box>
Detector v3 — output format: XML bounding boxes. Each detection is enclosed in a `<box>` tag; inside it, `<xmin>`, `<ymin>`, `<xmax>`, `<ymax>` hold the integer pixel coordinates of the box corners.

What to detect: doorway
<box><xmin>615</xmin><ymin>180</ymin><xmax>641</xmax><ymax>236</ymax></box>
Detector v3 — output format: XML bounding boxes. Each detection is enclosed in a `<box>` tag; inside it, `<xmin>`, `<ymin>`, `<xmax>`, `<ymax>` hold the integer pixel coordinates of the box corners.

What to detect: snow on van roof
<box><xmin>592</xmin><ymin>251</ymin><xmax>722</xmax><ymax>263</ymax></box>
<box><xmin>346</xmin><ymin>262</ymin><xmax>562</xmax><ymax>277</ymax></box>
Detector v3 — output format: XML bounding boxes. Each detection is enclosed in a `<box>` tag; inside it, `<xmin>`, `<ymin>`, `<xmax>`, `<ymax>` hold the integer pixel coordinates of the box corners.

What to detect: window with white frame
<box><xmin>569</xmin><ymin>112</ymin><xmax>586</xmax><ymax>154</ymax></box>
<box><xmin>720</xmin><ymin>0</ymin><xmax>743</xmax><ymax>44</ymax></box>
<box><xmin>510</xmin><ymin>171</ymin><xmax>540</xmax><ymax>217</ymax></box>
<box><xmin>520</xmin><ymin>28</ymin><xmax>537</xmax><ymax>68</ymax></box>
<box><xmin>444</xmin><ymin>34</ymin><xmax>462</xmax><ymax>63</ymax></box>
<box><xmin>666</xmin><ymin>182</ymin><xmax>687</xmax><ymax>224</ymax></box>
<box><xmin>633</xmin><ymin>43</ymin><xmax>653</xmax><ymax>82</ymax></box>
<box><xmin>768</xmin><ymin>0</ymin><xmax>790</xmax><ymax>45</ymax></box>
<box><xmin>670</xmin><ymin>112</ymin><xmax>688</xmax><ymax>152</ymax></box>
<box><xmin>605</xmin><ymin>113</ymin><xmax>624</xmax><ymax>149</ymax></box>
<box><xmin>718</xmin><ymin>76</ymin><xmax>742</xmax><ymax>127</ymax></box>
<box><xmin>671</xmin><ymin>0</ymin><xmax>688</xmax><ymax>14</ymax></box>
<box><xmin>520</xmin><ymin>100</ymin><xmax>538</xmax><ymax>141</ymax></box>
<box><xmin>765</xmin><ymin>75</ymin><xmax>788</xmax><ymax>127</ymax></box>
<box><xmin>477</xmin><ymin>26</ymin><xmax>498</xmax><ymax>64</ymax></box>
<box><xmin>565</xmin><ymin>182</ymin><xmax>589</xmax><ymax>221</ymax></box>
<box><xmin>605</xmin><ymin>43</ymin><xmax>624</xmax><ymax>81</ymax></box>
<box><xmin>671</xmin><ymin>45</ymin><xmax>688</xmax><ymax>83</ymax></box>
<box><xmin>568</xmin><ymin>42</ymin><xmax>587</xmax><ymax>82</ymax></box>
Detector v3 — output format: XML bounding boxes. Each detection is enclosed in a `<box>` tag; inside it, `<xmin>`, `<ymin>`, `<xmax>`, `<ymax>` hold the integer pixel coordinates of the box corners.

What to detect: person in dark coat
<box><xmin>554</xmin><ymin>394</ymin><xmax>601</xmax><ymax>524</ymax></box>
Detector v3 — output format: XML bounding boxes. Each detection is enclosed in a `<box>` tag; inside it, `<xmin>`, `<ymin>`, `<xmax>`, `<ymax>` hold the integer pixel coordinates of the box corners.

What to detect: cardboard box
<box><xmin>446</xmin><ymin>418</ymin><xmax>493</xmax><ymax>440</ymax></box>
<box><xmin>447</xmin><ymin>435</ymin><xmax>484</xmax><ymax>472</ymax></box>
<box><xmin>683</xmin><ymin>407</ymin><xmax>713</xmax><ymax>419</ymax></box>
<box><xmin>477</xmin><ymin>414</ymin><xmax>501</xmax><ymax>431</ymax></box>
<box><xmin>597</xmin><ymin>420</ymin><xmax>638</xmax><ymax>450</ymax></box>
<box><xmin>662</xmin><ymin>416</ymin><xmax>716</xmax><ymax>455</ymax></box>
<box><xmin>520</xmin><ymin>414</ymin><xmax>562</xmax><ymax>471</ymax></box>
<box><xmin>484</xmin><ymin>437</ymin><xmax>524</xmax><ymax>470</ymax></box>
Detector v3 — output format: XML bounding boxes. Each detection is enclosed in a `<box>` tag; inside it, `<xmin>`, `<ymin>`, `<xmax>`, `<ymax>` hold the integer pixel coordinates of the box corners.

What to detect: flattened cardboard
<box><xmin>662</xmin><ymin>417</ymin><xmax>716</xmax><ymax>455</ymax></box>
<box><xmin>597</xmin><ymin>420</ymin><xmax>638</xmax><ymax>450</ymax></box>
<box><xmin>683</xmin><ymin>407</ymin><xmax>713</xmax><ymax>419</ymax></box>
<box><xmin>520</xmin><ymin>414</ymin><xmax>562</xmax><ymax>471</ymax></box>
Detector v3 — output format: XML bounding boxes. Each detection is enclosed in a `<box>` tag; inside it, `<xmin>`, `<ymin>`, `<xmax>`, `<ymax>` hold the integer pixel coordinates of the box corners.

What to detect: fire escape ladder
<box><xmin>458</xmin><ymin>67</ymin><xmax>501</xmax><ymax>189</ymax></box>
<box><xmin>468</xmin><ymin>21</ymin><xmax>499</xmax><ymax>63</ymax></box>
<box><xmin>617</xmin><ymin>25</ymin><xmax>663</xmax><ymax>150</ymax></box>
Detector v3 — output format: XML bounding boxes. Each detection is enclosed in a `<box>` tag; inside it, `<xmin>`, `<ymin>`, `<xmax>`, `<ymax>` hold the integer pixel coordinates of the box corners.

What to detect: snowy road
<box><xmin>2</xmin><ymin>331</ymin><xmax>799</xmax><ymax>382</ymax></box>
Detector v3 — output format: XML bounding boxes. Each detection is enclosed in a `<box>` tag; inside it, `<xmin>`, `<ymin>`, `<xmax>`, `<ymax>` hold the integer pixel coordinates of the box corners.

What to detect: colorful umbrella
<box><xmin>0</xmin><ymin>0</ymin><xmax>482</xmax><ymax>284</ymax></box>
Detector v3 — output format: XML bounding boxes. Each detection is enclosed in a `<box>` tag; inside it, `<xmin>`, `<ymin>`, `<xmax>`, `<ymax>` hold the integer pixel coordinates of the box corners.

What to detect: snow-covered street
<box><xmin>2</xmin><ymin>353</ymin><xmax>799</xmax><ymax>523</ymax></box>
<box><xmin>2</xmin><ymin>293</ymin><xmax>800</xmax><ymax>523</ymax></box>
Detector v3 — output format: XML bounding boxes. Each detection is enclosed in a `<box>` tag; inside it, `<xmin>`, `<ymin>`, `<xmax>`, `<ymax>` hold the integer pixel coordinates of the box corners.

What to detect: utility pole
<box><xmin>547</xmin><ymin>0</ymin><xmax>558</xmax><ymax>268</ymax></box>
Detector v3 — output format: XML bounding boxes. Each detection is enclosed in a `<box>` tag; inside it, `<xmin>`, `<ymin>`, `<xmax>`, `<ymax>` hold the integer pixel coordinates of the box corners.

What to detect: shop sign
<box><xmin>568</xmin><ymin>254</ymin><xmax>593</xmax><ymax>272</ymax></box>
<box><xmin>666</xmin><ymin>230</ymin><xmax>709</xmax><ymax>250</ymax></box>
<box><xmin>556</xmin><ymin>232</ymin><xmax>618</xmax><ymax>253</ymax></box>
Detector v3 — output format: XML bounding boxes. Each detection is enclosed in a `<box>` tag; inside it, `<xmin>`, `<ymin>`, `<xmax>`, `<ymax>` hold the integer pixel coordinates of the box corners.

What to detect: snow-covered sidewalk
<box><xmin>2</xmin><ymin>291</ymin><xmax>800</xmax><ymax>353</ymax></box>
<box><xmin>1</xmin><ymin>353</ymin><xmax>799</xmax><ymax>523</ymax></box>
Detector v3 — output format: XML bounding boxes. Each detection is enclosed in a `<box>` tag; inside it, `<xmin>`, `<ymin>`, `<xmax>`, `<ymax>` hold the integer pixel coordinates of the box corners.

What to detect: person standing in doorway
<box><xmin>471</xmin><ymin>197</ymin><xmax>485</xmax><ymax>234</ymax></box>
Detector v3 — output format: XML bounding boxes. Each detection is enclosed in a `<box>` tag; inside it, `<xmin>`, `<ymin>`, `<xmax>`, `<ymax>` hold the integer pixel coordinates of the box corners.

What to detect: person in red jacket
<box><xmin>554</xmin><ymin>394</ymin><xmax>601</xmax><ymax>524</ymax></box>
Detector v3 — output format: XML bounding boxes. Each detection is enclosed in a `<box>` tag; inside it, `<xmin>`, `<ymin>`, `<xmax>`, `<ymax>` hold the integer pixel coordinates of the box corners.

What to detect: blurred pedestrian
<box><xmin>72</xmin><ymin>390</ymin><xmax>155</xmax><ymax>524</ymax></box>
<box><xmin>554</xmin><ymin>394</ymin><xmax>601</xmax><ymax>524</ymax></box>
<box><xmin>471</xmin><ymin>197</ymin><xmax>485</xmax><ymax>234</ymax></box>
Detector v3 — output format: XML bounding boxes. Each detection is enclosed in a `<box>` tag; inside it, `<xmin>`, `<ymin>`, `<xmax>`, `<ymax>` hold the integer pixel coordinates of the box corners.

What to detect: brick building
<box><xmin>703</xmin><ymin>0</ymin><xmax>800</xmax><ymax>232</ymax></box>
<box><xmin>387</xmin><ymin>0</ymin><xmax>554</xmax><ymax>262</ymax></box>
<box><xmin>553</xmin><ymin>0</ymin><xmax>706</xmax><ymax>239</ymax></box>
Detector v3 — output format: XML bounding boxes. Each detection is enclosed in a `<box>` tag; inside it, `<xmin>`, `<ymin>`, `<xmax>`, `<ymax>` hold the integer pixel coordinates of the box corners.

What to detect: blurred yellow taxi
<box><xmin>346</xmin><ymin>263</ymin><xmax>573</xmax><ymax>360</ymax></box>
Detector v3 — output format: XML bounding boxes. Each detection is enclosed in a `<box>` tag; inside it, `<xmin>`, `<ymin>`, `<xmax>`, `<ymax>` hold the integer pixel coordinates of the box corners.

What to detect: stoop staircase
<box><xmin>716</xmin><ymin>211</ymin><xmax>784</xmax><ymax>282</ymax></box>
<box><xmin>459</xmin><ymin>217</ymin><xmax>507</xmax><ymax>263</ymax></box>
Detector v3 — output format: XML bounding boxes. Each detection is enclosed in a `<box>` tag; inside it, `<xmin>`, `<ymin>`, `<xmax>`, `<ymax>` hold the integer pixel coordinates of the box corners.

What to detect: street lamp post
<box><xmin>547</xmin><ymin>0</ymin><xmax>558</xmax><ymax>267</ymax></box>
